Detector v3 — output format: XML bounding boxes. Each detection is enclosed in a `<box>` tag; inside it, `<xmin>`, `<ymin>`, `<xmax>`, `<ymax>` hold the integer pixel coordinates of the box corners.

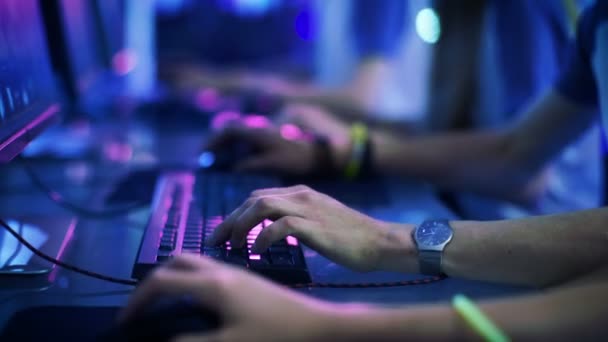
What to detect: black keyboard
<box><xmin>132</xmin><ymin>171</ymin><xmax>312</xmax><ymax>285</ymax></box>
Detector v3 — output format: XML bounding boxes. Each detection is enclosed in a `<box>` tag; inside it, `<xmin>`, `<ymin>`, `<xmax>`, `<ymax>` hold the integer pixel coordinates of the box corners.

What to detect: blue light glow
<box><xmin>295</xmin><ymin>9</ymin><xmax>314</xmax><ymax>41</ymax></box>
<box><xmin>198</xmin><ymin>151</ymin><xmax>216</xmax><ymax>168</ymax></box>
<box><xmin>415</xmin><ymin>8</ymin><xmax>440</xmax><ymax>44</ymax></box>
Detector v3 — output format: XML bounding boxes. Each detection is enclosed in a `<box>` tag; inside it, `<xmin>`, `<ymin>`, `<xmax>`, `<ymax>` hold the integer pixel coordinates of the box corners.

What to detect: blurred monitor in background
<box><xmin>0</xmin><ymin>0</ymin><xmax>61</xmax><ymax>162</ymax></box>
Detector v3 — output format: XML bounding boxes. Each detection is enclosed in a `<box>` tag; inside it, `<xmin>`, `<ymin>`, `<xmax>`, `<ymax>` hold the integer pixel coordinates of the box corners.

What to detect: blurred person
<box><xmin>161</xmin><ymin>0</ymin><xmax>412</xmax><ymax>118</ymax></box>
<box><xmin>226</xmin><ymin>0</ymin><xmax>601</xmax><ymax>218</ymax></box>
<box><xmin>119</xmin><ymin>4</ymin><xmax>608</xmax><ymax>339</ymax></box>
<box><xmin>203</xmin><ymin>1</ymin><xmax>603</xmax><ymax>212</ymax></box>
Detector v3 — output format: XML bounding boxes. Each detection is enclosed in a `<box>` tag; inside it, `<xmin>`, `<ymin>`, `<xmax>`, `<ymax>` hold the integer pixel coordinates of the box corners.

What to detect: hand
<box><xmin>119</xmin><ymin>255</ymin><xmax>346</xmax><ymax>341</ymax></box>
<box><xmin>205</xmin><ymin>121</ymin><xmax>317</xmax><ymax>176</ymax></box>
<box><xmin>207</xmin><ymin>185</ymin><xmax>417</xmax><ymax>273</ymax></box>
<box><xmin>277</xmin><ymin>104</ymin><xmax>351</xmax><ymax>143</ymax></box>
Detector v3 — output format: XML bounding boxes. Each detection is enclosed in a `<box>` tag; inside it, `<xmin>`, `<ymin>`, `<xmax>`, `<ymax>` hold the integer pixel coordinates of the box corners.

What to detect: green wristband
<box><xmin>452</xmin><ymin>294</ymin><xmax>510</xmax><ymax>342</ymax></box>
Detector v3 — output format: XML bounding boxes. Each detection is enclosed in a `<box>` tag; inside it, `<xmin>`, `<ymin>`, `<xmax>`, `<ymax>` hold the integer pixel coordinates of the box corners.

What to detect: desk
<box><xmin>0</xmin><ymin>117</ymin><xmax>533</xmax><ymax>334</ymax></box>
<box><xmin>0</xmin><ymin>160</ymin><xmax>532</xmax><ymax>335</ymax></box>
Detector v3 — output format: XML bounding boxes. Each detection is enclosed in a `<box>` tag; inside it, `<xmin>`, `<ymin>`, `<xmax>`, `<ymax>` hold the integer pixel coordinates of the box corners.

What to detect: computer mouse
<box><xmin>101</xmin><ymin>296</ymin><xmax>221</xmax><ymax>342</ymax></box>
<box><xmin>201</xmin><ymin>140</ymin><xmax>258</xmax><ymax>172</ymax></box>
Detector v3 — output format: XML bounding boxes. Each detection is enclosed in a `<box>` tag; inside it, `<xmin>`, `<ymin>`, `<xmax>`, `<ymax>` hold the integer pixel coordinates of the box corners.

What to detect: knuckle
<box><xmin>280</xmin><ymin>216</ymin><xmax>299</xmax><ymax>230</ymax></box>
<box><xmin>255</xmin><ymin>197</ymin><xmax>275</xmax><ymax>211</ymax></box>
<box><xmin>244</xmin><ymin>197</ymin><xmax>257</xmax><ymax>207</ymax></box>
<box><xmin>250</xmin><ymin>189</ymin><xmax>265</xmax><ymax>198</ymax></box>
<box><xmin>294</xmin><ymin>184</ymin><xmax>310</xmax><ymax>191</ymax></box>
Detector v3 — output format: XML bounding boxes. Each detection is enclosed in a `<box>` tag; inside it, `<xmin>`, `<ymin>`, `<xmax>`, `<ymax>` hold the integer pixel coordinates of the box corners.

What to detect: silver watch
<box><xmin>412</xmin><ymin>220</ymin><xmax>453</xmax><ymax>275</ymax></box>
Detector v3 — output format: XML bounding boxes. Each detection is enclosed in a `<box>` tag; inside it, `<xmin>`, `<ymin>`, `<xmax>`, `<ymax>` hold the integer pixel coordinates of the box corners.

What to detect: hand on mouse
<box><xmin>276</xmin><ymin>103</ymin><xmax>351</xmax><ymax>141</ymax></box>
<box><xmin>207</xmin><ymin>185</ymin><xmax>418</xmax><ymax>273</ymax></box>
<box><xmin>205</xmin><ymin>120</ymin><xmax>349</xmax><ymax>177</ymax></box>
<box><xmin>119</xmin><ymin>254</ymin><xmax>354</xmax><ymax>341</ymax></box>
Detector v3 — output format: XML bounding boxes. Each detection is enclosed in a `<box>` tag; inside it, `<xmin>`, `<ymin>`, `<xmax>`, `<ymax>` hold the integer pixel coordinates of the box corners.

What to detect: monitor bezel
<box><xmin>0</xmin><ymin>101</ymin><xmax>61</xmax><ymax>163</ymax></box>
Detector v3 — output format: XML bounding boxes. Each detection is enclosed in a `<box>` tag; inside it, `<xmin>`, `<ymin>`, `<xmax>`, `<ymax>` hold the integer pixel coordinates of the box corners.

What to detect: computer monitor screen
<box><xmin>57</xmin><ymin>0</ymin><xmax>105</xmax><ymax>96</ymax></box>
<box><xmin>0</xmin><ymin>0</ymin><xmax>61</xmax><ymax>163</ymax></box>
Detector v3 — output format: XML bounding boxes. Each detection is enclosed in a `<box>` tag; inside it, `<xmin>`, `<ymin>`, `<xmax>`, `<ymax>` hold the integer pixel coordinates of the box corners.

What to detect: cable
<box><xmin>291</xmin><ymin>275</ymin><xmax>446</xmax><ymax>289</ymax></box>
<box><xmin>18</xmin><ymin>156</ymin><xmax>148</xmax><ymax>219</ymax></box>
<box><xmin>0</xmin><ymin>218</ymin><xmax>138</xmax><ymax>286</ymax></box>
<box><xmin>0</xmin><ymin>219</ymin><xmax>446</xmax><ymax>289</ymax></box>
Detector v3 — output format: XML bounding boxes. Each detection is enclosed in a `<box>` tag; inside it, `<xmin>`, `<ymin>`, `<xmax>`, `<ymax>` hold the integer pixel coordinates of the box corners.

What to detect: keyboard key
<box><xmin>203</xmin><ymin>247</ymin><xmax>223</xmax><ymax>260</ymax></box>
<box><xmin>156</xmin><ymin>250</ymin><xmax>173</xmax><ymax>262</ymax></box>
<box><xmin>269</xmin><ymin>246</ymin><xmax>288</xmax><ymax>254</ymax></box>
<box><xmin>270</xmin><ymin>253</ymin><xmax>293</xmax><ymax>266</ymax></box>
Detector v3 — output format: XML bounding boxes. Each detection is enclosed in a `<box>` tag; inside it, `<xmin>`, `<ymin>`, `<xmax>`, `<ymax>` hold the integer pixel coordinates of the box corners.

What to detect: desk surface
<box><xmin>0</xmin><ymin>163</ymin><xmax>532</xmax><ymax>333</ymax></box>
<box><xmin>0</xmin><ymin>122</ymin><xmax>533</xmax><ymax>333</ymax></box>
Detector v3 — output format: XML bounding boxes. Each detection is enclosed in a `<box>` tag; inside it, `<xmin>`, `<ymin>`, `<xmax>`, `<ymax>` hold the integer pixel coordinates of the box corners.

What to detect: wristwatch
<box><xmin>412</xmin><ymin>219</ymin><xmax>454</xmax><ymax>275</ymax></box>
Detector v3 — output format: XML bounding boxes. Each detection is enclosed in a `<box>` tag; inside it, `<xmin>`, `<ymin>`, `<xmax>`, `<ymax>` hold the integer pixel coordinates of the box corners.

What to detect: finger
<box><xmin>207</xmin><ymin>187</ymin><xmax>307</xmax><ymax>246</ymax></box>
<box><xmin>206</xmin><ymin>199</ymin><xmax>255</xmax><ymax>246</ymax></box>
<box><xmin>230</xmin><ymin>196</ymin><xmax>302</xmax><ymax>247</ymax></box>
<box><xmin>166</xmin><ymin>254</ymin><xmax>221</xmax><ymax>271</ymax></box>
<box><xmin>119</xmin><ymin>268</ymin><xmax>222</xmax><ymax>323</ymax></box>
<box><xmin>249</xmin><ymin>184</ymin><xmax>311</xmax><ymax>198</ymax></box>
<box><xmin>206</xmin><ymin>124</ymin><xmax>274</xmax><ymax>151</ymax></box>
<box><xmin>164</xmin><ymin>254</ymin><xmax>205</xmax><ymax>271</ymax></box>
<box><xmin>251</xmin><ymin>216</ymin><xmax>314</xmax><ymax>253</ymax></box>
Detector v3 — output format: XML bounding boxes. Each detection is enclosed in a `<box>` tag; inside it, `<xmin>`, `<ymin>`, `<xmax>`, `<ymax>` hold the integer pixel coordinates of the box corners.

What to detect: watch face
<box><xmin>415</xmin><ymin>220</ymin><xmax>453</xmax><ymax>247</ymax></box>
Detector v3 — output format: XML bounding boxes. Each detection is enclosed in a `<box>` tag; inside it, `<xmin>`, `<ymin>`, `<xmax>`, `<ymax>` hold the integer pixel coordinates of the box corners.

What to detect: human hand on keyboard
<box><xmin>120</xmin><ymin>254</ymin><xmax>348</xmax><ymax>341</ymax></box>
<box><xmin>207</xmin><ymin>185</ymin><xmax>417</xmax><ymax>273</ymax></box>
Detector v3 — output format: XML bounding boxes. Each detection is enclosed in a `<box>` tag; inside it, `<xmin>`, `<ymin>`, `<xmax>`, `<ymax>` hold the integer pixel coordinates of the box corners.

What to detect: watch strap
<box><xmin>419</xmin><ymin>250</ymin><xmax>442</xmax><ymax>276</ymax></box>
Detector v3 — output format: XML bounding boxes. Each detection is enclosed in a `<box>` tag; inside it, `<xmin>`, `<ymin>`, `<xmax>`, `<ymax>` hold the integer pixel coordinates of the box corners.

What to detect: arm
<box><xmin>206</xmin><ymin>89</ymin><xmax>594</xmax><ymax>203</ymax></box>
<box><xmin>208</xmin><ymin>186</ymin><xmax>608</xmax><ymax>288</ymax></box>
<box><xmin>121</xmin><ymin>254</ymin><xmax>608</xmax><ymax>341</ymax></box>
<box><xmin>371</xmin><ymin>89</ymin><xmax>597</xmax><ymax>203</ymax></box>
<box><xmin>381</xmin><ymin>207</ymin><xmax>608</xmax><ymax>287</ymax></box>
<box><xmin>332</xmin><ymin>274</ymin><xmax>608</xmax><ymax>340</ymax></box>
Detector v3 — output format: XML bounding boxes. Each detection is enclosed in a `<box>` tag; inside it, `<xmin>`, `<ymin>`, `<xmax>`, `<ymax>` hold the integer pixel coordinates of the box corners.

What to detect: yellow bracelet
<box><xmin>344</xmin><ymin>122</ymin><xmax>368</xmax><ymax>180</ymax></box>
<box><xmin>452</xmin><ymin>294</ymin><xmax>510</xmax><ymax>342</ymax></box>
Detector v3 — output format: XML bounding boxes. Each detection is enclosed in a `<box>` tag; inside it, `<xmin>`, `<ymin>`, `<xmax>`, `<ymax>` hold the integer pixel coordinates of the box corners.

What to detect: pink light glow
<box><xmin>249</xmin><ymin>254</ymin><xmax>261</xmax><ymax>260</ymax></box>
<box><xmin>212</xmin><ymin>111</ymin><xmax>241</xmax><ymax>130</ymax></box>
<box><xmin>103</xmin><ymin>141</ymin><xmax>133</xmax><ymax>162</ymax></box>
<box><xmin>280</xmin><ymin>124</ymin><xmax>303</xmax><ymax>141</ymax></box>
<box><xmin>286</xmin><ymin>236</ymin><xmax>298</xmax><ymax>246</ymax></box>
<box><xmin>112</xmin><ymin>49</ymin><xmax>138</xmax><ymax>76</ymax></box>
<box><xmin>243</xmin><ymin>115</ymin><xmax>270</xmax><ymax>129</ymax></box>
<box><xmin>48</xmin><ymin>218</ymin><xmax>77</xmax><ymax>283</ymax></box>
<box><xmin>195</xmin><ymin>88</ymin><xmax>221</xmax><ymax>111</ymax></box>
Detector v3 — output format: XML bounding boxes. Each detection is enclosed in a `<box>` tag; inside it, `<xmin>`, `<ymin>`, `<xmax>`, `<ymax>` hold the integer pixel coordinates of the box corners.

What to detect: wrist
<box><xmin>374</xmin><ymin>222</ymin><xmax>419</xmax><ymax>273</ymax></box>
<box><xmin>329</xmin><ymin>133</ymin><xmax>351</xmax><ymax>173</ymax></box>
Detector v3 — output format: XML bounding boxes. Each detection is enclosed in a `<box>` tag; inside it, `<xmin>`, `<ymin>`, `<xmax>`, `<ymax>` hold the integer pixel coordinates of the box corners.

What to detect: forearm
<box><xmin>378</xmin><ymin>208</ymin><xmax>608</xmax><ymax>287</ymax></box>
<box><xmin>371</xmin><ymin>128</ymin><xmax>543</xmax><ymax>203</ymax></box>
<box><xmin>327</xmin><ymin>277</ymin><xmax>608</xmax><ymax>340</ymax></box>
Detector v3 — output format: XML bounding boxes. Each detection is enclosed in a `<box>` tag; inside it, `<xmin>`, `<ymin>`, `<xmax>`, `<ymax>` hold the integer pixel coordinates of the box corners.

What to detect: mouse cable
<box><xmin>18</xmin><ymin>156</ymin><xmax>148</xmax><ymax>219</ymax></box>
<box><xmin>0</xmin><ymin>219</ymin><xmax>446</xmax><ymax>289</ymax></box>
<box><xmin>0</xmin><ymin>218</ymin><xmax>138</xmax><ymax>286</ymax></box>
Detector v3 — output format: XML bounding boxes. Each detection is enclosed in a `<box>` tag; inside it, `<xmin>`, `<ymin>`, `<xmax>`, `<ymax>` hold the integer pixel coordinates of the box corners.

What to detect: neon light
<box><xmin>243</xmin><ymin>115</ymin><xmax>270</xmax><ymax>128</ymax></box>
<box><xmin>286</xmin><ymin>236</ymin><xmax>298</xmax><ymax>246</ymax></box>
<box><xmin>112</xmin><ymin>49</ymin><xmax>139</xmax><ymax>76</ymax></box>
<box><xmin>280</xmin><ymin>124</ymin><xmax>303</xmax><ymax>141</ymax></box>
<box><xmin>6</xmin><ymin>88</ymin><xmax>14</xmax><ymax>110</ymax></box>
<box><xmin>212</xmin><ymin>111</ymin><xmax>241</xmax><ymax>130</ymax></box>
<box><xmin>416</xmin><ymin>8</ymin><xmax>441</xmax><ymax>44</ymax></box>
<box><xmin>195</xmin><ymin>88</ymin><xmax>221</xmax><ymax>111</ymax></box>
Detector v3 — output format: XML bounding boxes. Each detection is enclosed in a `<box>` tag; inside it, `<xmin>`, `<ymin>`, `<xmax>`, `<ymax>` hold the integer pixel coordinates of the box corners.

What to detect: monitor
<box><xmin>39</xmin><ymin>0</ymin><xmax>107</xmax><ymax>103</ymax></box>
<box><xmin>0</xmin><ymin>0</ymin><xmax>62</xmax><ymax>163</ymax></box>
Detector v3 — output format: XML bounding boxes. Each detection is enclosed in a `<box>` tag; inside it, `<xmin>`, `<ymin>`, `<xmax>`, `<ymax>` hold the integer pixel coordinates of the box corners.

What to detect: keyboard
<box><xmin>132</xmin><ymin>171</ymin><xmax>312</xmax><ymax>285</ymax></box>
